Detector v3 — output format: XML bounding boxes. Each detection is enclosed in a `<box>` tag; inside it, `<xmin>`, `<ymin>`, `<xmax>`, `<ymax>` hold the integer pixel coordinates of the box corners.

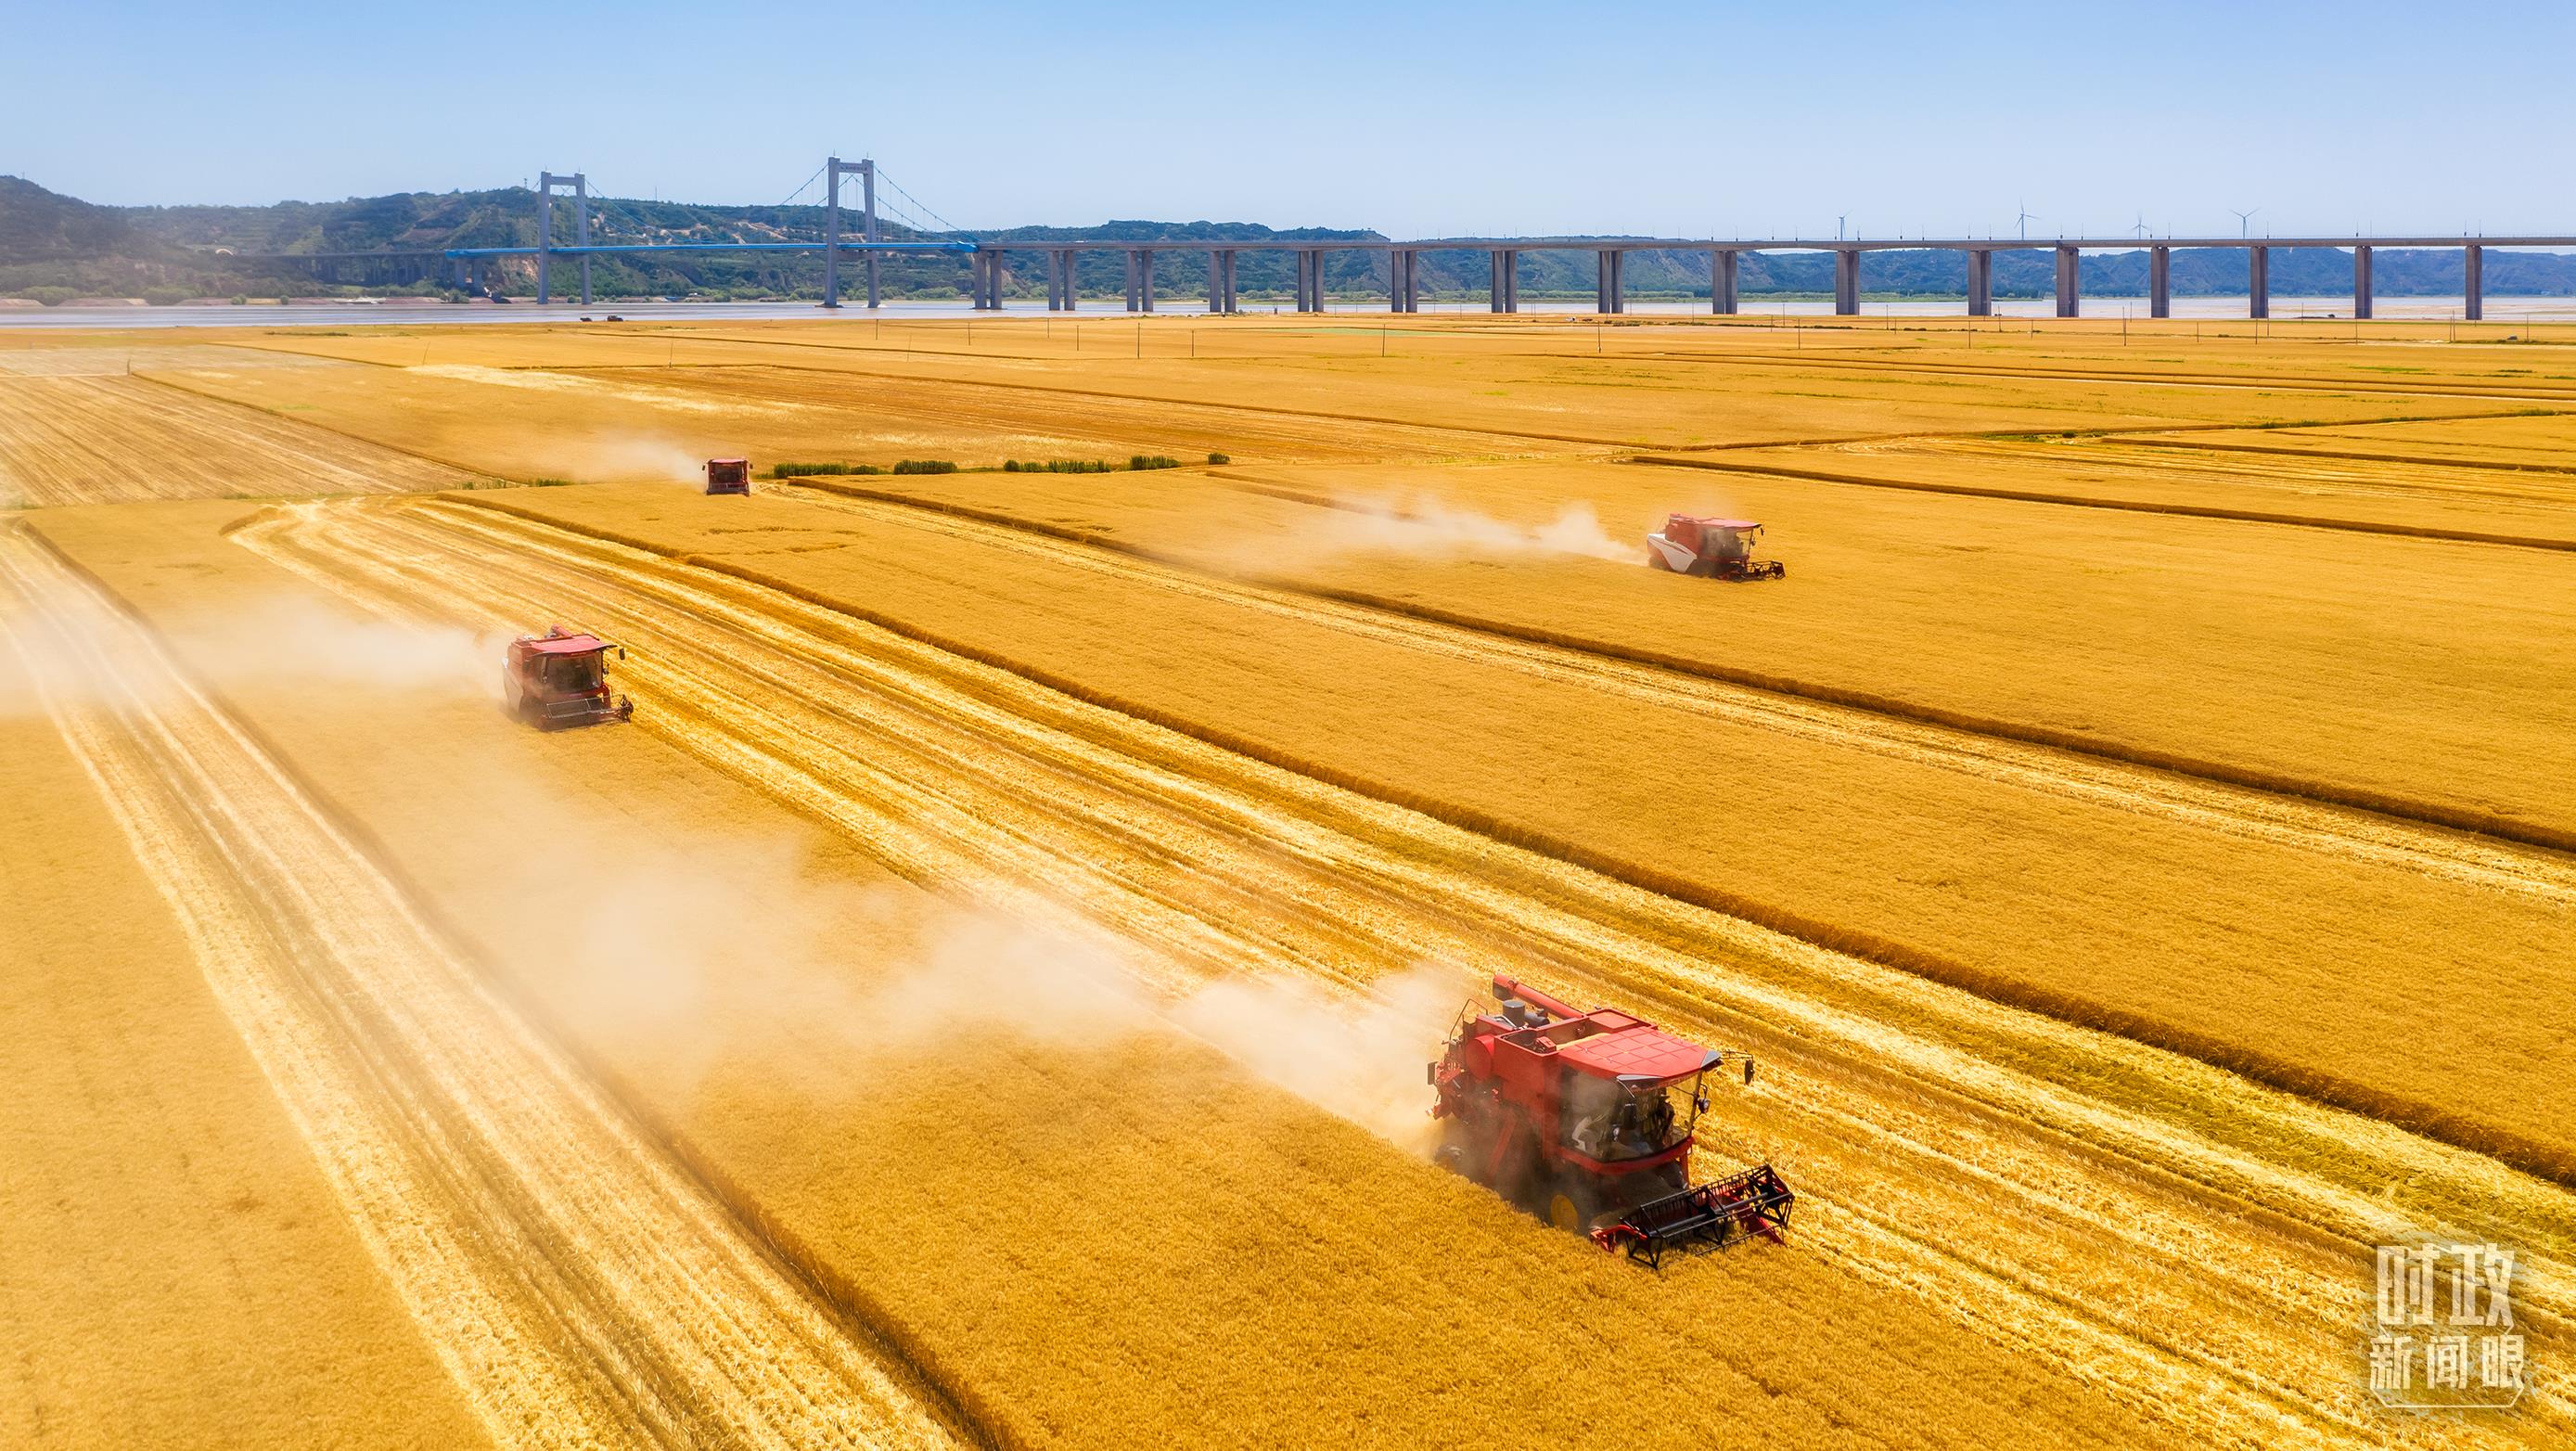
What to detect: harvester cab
<box><xmin>1430</xmin><ymin>975</ymin><xmax>1792</xmax><ymax>1267</ymax></box>
<box><xmin>1647</xmin><ymin>515</ymin><xmax>1787</xmax><ymax>580</ymax></box>
<box><xmin>704</xmin><ymin>457</ymin><xmax>751</xmax><ymax>495</ymax></box>
<box><xmin>504</xmin><ymin>627</ymin><xmax>634</xmax><ymax>730</ymax></box>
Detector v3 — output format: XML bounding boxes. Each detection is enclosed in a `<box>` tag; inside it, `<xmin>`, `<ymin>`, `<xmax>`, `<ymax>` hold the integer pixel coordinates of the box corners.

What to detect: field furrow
<box><xmin>235</xmin><ymin>495</ymin><xmax>2574</xmax><ymax>1451</ymax></box>
<box><xmin>0</xmin><ymin>526</ymin><xmax>969</xmax><ymax>1451</ymax></box>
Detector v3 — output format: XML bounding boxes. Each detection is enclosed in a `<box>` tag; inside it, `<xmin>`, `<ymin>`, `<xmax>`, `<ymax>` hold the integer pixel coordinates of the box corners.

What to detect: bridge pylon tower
<box><xmin>823</xmin><ymin>157</ymin><xmax>880</xmax><ymax>309</ymax></box>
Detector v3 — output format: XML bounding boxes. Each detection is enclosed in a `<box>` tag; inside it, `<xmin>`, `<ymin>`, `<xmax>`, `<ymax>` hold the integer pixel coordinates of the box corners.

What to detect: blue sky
<box><xmin>7</xmin><ymin>1</ymin><xmax>2572</xmax><ymax>239</ymax></box>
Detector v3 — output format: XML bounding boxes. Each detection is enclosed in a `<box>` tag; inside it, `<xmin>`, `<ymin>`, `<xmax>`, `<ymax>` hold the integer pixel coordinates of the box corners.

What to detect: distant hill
<box><xmin>0</xmin><ymin>175</ymin><xmax>150</xmax><ymax>261</ymax></box>
<box><xmin>4</xmin><ymin>174</ymin><xmax>2568</xmax><ymax>303</ymax></box>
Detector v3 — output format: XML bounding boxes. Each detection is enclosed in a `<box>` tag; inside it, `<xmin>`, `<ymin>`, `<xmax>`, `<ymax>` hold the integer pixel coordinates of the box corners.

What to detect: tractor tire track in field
<box><xmin>0</xmin><ymin>527</ymin><xmax>971</xmax><ymax>1451</ymax></box>
<box><xmin>240</xmin><ymin>497</ymin><xmax>2574</xmax><ymax>1451</ymax></box>
<box><xmin>776</xmin><ymin>481</ymin><xmax>2576</xmax><ymax>907</ymax></box>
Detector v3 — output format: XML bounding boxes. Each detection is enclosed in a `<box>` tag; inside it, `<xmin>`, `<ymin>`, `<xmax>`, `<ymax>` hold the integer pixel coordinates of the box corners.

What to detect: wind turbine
<box><xmin>2231</xmin><ymin>207</ymin><xmax>2261</xmax><ymax>239</ymax></box>
<box><xmin>2015</xmin><ymin>202</ymin><xmax>2038</xmax><ymax>240</ymax></box>
<box><xmin>2133</xmin><ymin>213</ymin><xmax>2150</xmax><ymax>241</ymax></box>
<box><xmin>1838</xmin><ymin>214</ymin><xmax>1848</xmax><ymax>241</ymax></box>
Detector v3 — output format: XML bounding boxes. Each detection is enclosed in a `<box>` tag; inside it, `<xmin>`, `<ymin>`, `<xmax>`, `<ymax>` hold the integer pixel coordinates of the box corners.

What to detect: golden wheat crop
<box><xmin>11</xmin><ymin>314</ymin><xmax>2576</xmax><ymax>1450</ymax></box>
<box><xmin>824</xmin><ymin>456</ymin><xmax>2576</xmax><ymax>842</ymax></box>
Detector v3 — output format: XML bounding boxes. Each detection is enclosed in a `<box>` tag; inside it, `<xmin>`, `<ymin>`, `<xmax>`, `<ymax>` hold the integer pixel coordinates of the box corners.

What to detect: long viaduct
<box><xmin>243</xmin><ymin>158</ymin><xmax>2565</xmax><ymax>323</ymax></box>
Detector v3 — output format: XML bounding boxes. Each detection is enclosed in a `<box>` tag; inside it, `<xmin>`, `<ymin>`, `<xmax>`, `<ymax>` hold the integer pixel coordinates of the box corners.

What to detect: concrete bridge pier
<box><xmin>1123</xmin><ymin>251</ymin><xmax>1144</xmax><ymax>312</ymax></box>
<box><xmin>2352</xmin><ymin>244</ymin><xmax>2373</xmax><ymax>320</ymax></box>
<box><xmin>1489</xmin><ymin>250</ymin><xmax>1512</xmax><ymax>313</ymax></box>
<box><xmin>1832</xmin><ymin>250</ymin><xmax>1859</xmax><ymax>315</ymax></box>
<box><xmin>2149</xmin><ymin>246</ymin><xmax>2172</xmax><ymax>318</ymax></box>
<box><xmin>1291</xmin><ymin>251</ymin><xmax>1314</xmax><ymax>312</ymax></box>
<box><xmin>2054</xmin><ymin>245</ymin><xmax>2080</xmax><ymax>317</ymax></box>
<box><xmin>1966</xmin><ymin>250</ymin><xmax>1992</xmax><ymax>316</ymax></box>
<box><xmin>1711</xmin><ymin>250</ymin><xmax>1737</xmax><ymax>315</ymax></box>
<box><xmin>1207</xmin><ymin>249</ymin><xmax>1237</xmax><ymax>314</ymax></box>
<box><xmin>2465</xmin><ymin>244</ymin><xmax>2483</xmax><ymax>320</ymax></box>
<box><xmin>1047</xmin><ymin>252</ymin><xmax>1074</xmax><ymax>311</ymax></box>
<box><xmin>1390</xmin><ymin>250</ymin><xmax>1420</xmax><ymax>314</ymax></box>
<box><xmin>2249</xmin><ymin>245</ymin><xmax>2270</xmax><ymax>319</ymax></box>
<box><xmin>1596</xmin><ymin>250</ymin><xmax>1626</xmax><ymax>314</ymax></box>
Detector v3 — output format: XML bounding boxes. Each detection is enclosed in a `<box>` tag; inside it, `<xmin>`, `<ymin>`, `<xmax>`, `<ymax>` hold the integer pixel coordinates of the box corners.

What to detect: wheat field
<box><xmin>2</xmin><ymin>313</ymin><xmax>2570</xmax><ymax>1449</ymax></box>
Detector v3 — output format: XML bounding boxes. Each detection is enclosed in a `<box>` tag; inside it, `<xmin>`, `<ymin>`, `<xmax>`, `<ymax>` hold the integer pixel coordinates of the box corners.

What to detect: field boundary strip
<box><xmin>5</xmin><ymin>518</ymin><xmax>1012</xmax><ymax>1451</ymax></box>
<box><xmin>427</xmin><ymin>492</ymin><xmax>2576</xmax><ymax>1189</ymax></box>
<box><xmin>783</xmin><ymin>476</ymin><xmax>2576</xmax><ymax>858</ymax></box>
<box><xmin>1624</xmin><ymin>453</ymin><xmax>2576</xmax><ymax>554</ymax></box>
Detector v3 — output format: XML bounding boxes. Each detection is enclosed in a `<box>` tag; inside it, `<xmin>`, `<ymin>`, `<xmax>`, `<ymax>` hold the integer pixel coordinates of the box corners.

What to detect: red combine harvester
<box><xmin>1646</xmin><ymin>515</ymin><xmax>1786</xmax><ymax>580</ymax></box>
<box><xmin>1430</xmin><ymin>975</ymin><xmax>1793</xmax><ymax>1267</ymax></box>
<box><xmin>704</xmin><ymin>457</ymin><xmax>751</xmax><ymax>495</ymax></box>
<box><xmin>504</xmin><ymin>628</ymin><xmax>634</xmax><ymax>730</ymax></box>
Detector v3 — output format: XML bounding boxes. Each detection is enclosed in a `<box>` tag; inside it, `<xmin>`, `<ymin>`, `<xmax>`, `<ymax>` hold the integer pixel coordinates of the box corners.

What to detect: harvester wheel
<box><xmin>1546</xmin><ymin>1177</ymin><xmax>1606</xmax><ymax>1235</ymax></box>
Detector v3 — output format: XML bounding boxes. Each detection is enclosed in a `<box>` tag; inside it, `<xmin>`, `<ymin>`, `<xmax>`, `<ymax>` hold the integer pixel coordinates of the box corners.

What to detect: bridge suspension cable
<box><xmin>872</xmin><ymin>167</ymin><xmax>973</xmax><ymax>241</ymax></box>
<box><xmin>776</xmin><ymin>161</ymin><xmax>827</xmax><ymax>208</ymax></box>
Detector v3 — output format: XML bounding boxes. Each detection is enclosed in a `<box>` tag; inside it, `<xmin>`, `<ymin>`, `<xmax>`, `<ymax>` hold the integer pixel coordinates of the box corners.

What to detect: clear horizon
<box><xmin>7</xmin><ymin>1</ymin><xmax>2573</xmax><ymax>240</ymax></box>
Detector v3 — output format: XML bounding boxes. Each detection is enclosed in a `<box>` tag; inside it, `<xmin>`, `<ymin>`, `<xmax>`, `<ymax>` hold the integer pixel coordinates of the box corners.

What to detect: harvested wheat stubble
<box><xmin>0</xmin><ymin>525</ymin><xmax>970</xmax><ymax>1451</ymax></box>
<box><xmin>211</xmin><ymin>492</ymin><xmax>2573</xmax><ymax>1451</ymax></box>
<box><xmin>0</xmin><ymin>372</ymin><xmax>475</xmax><ymax>507</ymax></box>
<box><xmin>0</xmin><ymin>640</ymin><xmax>489</xmax><ymax>1451</ymax></box>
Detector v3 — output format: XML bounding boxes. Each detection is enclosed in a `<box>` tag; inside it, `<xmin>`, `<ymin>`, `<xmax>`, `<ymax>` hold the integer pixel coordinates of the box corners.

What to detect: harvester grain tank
<box><xmin>1647</xmin><ymin>515</ymin><xmax>1786</xmax><ymax>580</ymax></box>
<box><xmin>504</xmin><ymin>627</ymin><xmax>634</xmax><ymax>729</ymax></box>
<box><xmin>704</xmin><ymin>457</ymin><xmax>751</xmax><ymax>495</ymax></box>
<box><xmin>1429</xmin><ymin>975</ymin><xmax>1792</xmax><ymax>1267</ymax></box>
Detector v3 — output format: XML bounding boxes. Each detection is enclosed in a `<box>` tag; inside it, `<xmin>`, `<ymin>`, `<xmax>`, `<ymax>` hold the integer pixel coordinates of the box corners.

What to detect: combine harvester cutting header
<box><xmin>1430</xmin><ymin>976</ymin><xmax>1793</xmax><ymax>1267</ymax></box>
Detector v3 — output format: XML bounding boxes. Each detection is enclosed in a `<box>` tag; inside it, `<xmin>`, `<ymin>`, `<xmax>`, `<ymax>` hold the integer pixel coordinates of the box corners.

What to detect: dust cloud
<box><xmin>544</xmin><ymin>433</ymin><xmax>714</xmax><ymax>485</ymax></box>
<box><xmin>1322</xmin><ymin>494</ymin><xmax>1634</xmax><ymax>563</ymax></box>
<box><xmin>1216</xmin><ymin>492</ymin><xmax>1644</xmax><ymax>572</ymax></box>
<box><xmin>324</xmin><ymin>696</ymin><xmax>1471</xmax><ymax>1154</ymax></box>
<box><xmin>0</xmin><ymin>585</ymin><xmax>507</xmax><ymax>718</ymax></box>
<box><xmin>578</xmin><ymin>867</ymin><xmax>1469</xmax><ymax>1154</ymax></box>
